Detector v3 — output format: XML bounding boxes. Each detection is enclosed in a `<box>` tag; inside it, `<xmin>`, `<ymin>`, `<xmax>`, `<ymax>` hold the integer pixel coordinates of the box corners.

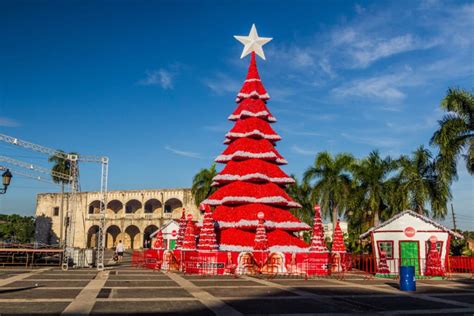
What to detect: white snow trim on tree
<box><xmin>225</xmin><ymin>130</ymin><xmax>281</xmax><ymax>140</ymax></box>
<box><xmin>219</xmin><ymin>244</ymin><xmax>308</xmax><ymax>253</ymax></box>
<box><xmin>213</xmin><ymin>173</ymin><xmax>295</xmax><ymax>184</ymax></box>
<box><xmin>245</xmin><ymin>78</ymin><xmax>261</xmax><ymax>82</ymax></box>
<box><xmin>309</xmin><ymin>247</ymin><xmax>329</xmax><ymax>253</ymax></box>
<box><xmin>215</xmin><ymin>151</ymin><xmax>288</xmax><ymax>164</ymax></box>
<box><xmin>228</xmin><ymin>111</ymin><xmax>277</xmax><ymax>122</ymax></box>
<box><xmin>217</xmin><ymin>220</ymin><xmax>310</xmax><ymax>229</ymax></box>
<box><xmin>204</xmin><ymin>196</ymin><xmax>301</xmax><ymax>208</ymax></box>
<box><xmin>235</xmin><ymin>91</ymin><xmax>270</xmax><ymax>101</ymax></box>
<box><xmin>269</xmin><ymin>245</ymin><xmax>309</xmax><ymax>253</ymax></box>
<box><xmin>219</xmin><ymin>244</ymin><xmax>254</xmax><ymax>252</ymax></box>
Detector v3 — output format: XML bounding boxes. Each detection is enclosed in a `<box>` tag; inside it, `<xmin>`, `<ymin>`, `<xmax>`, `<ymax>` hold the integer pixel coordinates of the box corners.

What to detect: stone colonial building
<box><xmin>35</xmin><ymin>188</ymin><xmax>200</xmax><ymax>250</ymax></box>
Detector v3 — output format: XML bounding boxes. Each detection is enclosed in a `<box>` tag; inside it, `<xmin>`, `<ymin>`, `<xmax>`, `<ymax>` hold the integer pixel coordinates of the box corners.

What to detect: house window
<box><xmin>53</xmin><ymin>207</ymin><xmax>60</xmax><ymax>216</ymax></box>
<box><xmin>377</xmin><ymin>241</ymin><xmax>394</xmax><ymax>259</ymax></box>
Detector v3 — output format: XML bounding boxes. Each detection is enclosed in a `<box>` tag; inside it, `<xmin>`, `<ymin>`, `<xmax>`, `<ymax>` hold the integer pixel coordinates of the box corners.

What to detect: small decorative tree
<box><xmin>175</xmin><ymin>209</ymin><xmax>187</xmax><ymax>249</ymax></box>
<box><xmin>181</xmin><ymin>214</ymin><xmax>197</xmax><ymax>251</ymax></box>
<box><xmin>197</xmin><ymin>205</ymin><xmax>218</xmax><ymax>251</ymax></box>
<box><xmin>309</xmin><ymin>205</ymin><xmax>328</xmax><ymax>253</ymax></box>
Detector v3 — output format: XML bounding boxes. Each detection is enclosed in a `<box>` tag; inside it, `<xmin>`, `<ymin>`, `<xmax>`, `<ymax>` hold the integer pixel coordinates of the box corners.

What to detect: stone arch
<box><xmin>125</xmin><ymin>225</ymin><xmax>141</xmax><ymax>249</ymax></box>
<box><xmin>87</xmin><ymin>225</ymin><xmax>100</xmax><ymax>248</ymax></box>
<box><xmin>143</xmin><ymin>225</ymin><xmax>159</xmax><ymax>248</ymax></box>
<box><xmin>107</xmin><ymin>200</ymin><xmax>123</xmax><ymax>216</ymax></box>
<box><xmin>88</xmin><ymin>200</ymin><xmax>102</xmax><ymax>214</ymax></box>
<box><xmin>144</xmin><ymin>199</ymin><xmax>162</xmax><ymax>214</ymax></box>
<box><xmin>164</xmin><ymin>198</ymin><xmax>183</xmax><ymax>214</ymax></box>
<box><xmin>105</xmin><ymin>225</ymin><xmax>121</xmax><ymax>249</ymax></box>
<box><xmin>125</xmin><ymin>199</ymin><xmax>142</xmax><ymax>214</ymax></box>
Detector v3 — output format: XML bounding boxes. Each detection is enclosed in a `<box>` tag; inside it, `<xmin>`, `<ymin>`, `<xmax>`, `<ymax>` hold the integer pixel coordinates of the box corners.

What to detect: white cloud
<box><xmin>164</xmin><ymin>145</ymin><xmax>202</xmax><ymax>159</ymax></box>
<box><xmin>138</xmin><ymin>69</ymin><xmax>174</xmax><ymax>89</ymax></box>
<box><xmin>340</xmin><ymin>132</ymin><xmax>401</xmax><ymax>148</ymax></box>
<box><xmin>291</xmin><ymin>145</ymin><xmax>318</xmax><ymax>156</ymax></box>
<box><xmin>0</xmin><ymin>117</ymin><xmax>20</xmax><ymax>127</ymax></box>
<box><xmin>204</xmin><ymin>73</ymin><xmax>240</xmax><ymax>95</ymax></box>
<box><xmin>203</xmin><ymin>124</ymin><xmax>229</xmax><ymax>133</ymax></box>
<box><xmin>332</xmin><ymin>72</ymin><xmax>408</xmax><ymax>102</ymax></box>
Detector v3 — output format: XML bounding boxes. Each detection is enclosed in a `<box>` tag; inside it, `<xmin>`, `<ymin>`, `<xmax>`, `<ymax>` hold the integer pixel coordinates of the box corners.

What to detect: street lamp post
<box><xmin>0</xmin><ymin>167</ymin><xmax>12</xmax><ymax>194</ymax></box>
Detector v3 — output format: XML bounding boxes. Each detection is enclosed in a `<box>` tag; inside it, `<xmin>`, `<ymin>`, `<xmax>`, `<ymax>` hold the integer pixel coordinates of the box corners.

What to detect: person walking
<box><xmin>116</xmin><ymin>240</ymin><xmax>125</xmax><ymax>262</ymax></box>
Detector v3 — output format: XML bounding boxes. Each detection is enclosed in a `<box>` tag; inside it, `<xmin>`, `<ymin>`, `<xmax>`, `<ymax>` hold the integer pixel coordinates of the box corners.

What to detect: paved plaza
<box><xmin>0</xmin><ymin>264</ymin><xmax>473</xmax><ymax>315</ymax></box>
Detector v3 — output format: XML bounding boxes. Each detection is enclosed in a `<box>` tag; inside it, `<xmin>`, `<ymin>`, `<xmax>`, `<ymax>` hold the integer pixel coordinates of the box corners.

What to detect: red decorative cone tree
<box><xmin>425</xmin><ymin>240</ymin><xmax>444</xmax><ymax>277</ymax></box>
<box><xmin>153</xmin><ymin>230</ymin><xmax>164</xmax><ymax>250</ymax></box>
<box><xmin>175</xmin><ymin>209</ymin><xmax>187</xmax><ymax>249</ymax></box>
<box><xmin>376</xmin><ymin>251</ymin><xmax>391</xmax><ymax>275</ymax></box>
<box><xmin>181</xmin><ymin>214</ymin><xmax>197</xmax><ymax>251</ymax></box>
<box><xmin>203</xmin><ymin>25</ymin><xmax>309</xmax><ymax>253</ymax></box>
<box><xmin>197</xmin><ymin>205</ymin><xmax>218</xmax><ymax>251</ymax></box>
<box><xmin>309</xmin><ymin>205</ymin><xmax>328</xmax><ymax>253</ymax></box>
<box><xmin>331</xmin><ymin>220</ymin><xmax>346</xmax><ymax>254</ymax></box>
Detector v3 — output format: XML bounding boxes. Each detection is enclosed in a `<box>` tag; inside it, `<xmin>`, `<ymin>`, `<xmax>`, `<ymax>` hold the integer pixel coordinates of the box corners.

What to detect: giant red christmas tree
<box><xmin>204</xmin><ymin>25</ymin><xmax>309</xmax><ymax>253</ymax></box>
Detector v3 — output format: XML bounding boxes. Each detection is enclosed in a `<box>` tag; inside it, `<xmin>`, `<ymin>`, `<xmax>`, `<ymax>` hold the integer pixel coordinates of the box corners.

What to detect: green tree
<box><xmin>431</xmin><ymin>88</ymin><xmax>474</xmax><ymax>180</ymax></box>
<box><xmin>287</xmin><ymin>175</ymin><xmax>314</xmax><ymax>226</ymax></box>
<box><xmin>191</xmin><ymin>163</ymin><xmax>218</xmax><ymax>207</ymax></box>
<box><xmin>398</xmin><ymin>146</ymin><xmax>450</xmax><ymax>218</ymax></box>
<box><xmin>0</xmin><ymin>214</ymin><xmax>35</xmax><ymax>243</ymax></box>
<box><xmin>48</xmin><ymin>150</ymin><xmax>76</xmax><ymax>245</ymax></box>
<box><xmin>303</xmin><ymin>152</ymin><xmax>355</xmax><ymax>230</ymax></box>
<box><xmin>351</xmin><ymin>150</ymin><xmax>397</xmax><ymax>226</ymax></box>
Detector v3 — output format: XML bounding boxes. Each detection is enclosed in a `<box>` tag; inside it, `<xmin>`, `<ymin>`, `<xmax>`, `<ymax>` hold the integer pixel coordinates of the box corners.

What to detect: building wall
<box><xmin>35</xmin><ymin>188</ymin><xmax>200</xmax><ymax>250</ymax></box>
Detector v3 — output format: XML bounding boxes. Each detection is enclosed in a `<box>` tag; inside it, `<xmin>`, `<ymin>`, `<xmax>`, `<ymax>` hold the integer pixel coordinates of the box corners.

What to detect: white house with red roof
<box><xmin>360</xmin><ymin>210</ymin><xmax>463</xmax><ymax>275</ymax></box>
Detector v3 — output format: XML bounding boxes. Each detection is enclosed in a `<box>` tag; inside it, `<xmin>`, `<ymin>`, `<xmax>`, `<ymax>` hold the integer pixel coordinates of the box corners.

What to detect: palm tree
<box><xmin>398</xmin><ymin>146</ymin><xmax>450</xmax><ymax>218</ymax></box>
<box><xmin>431</xmin><ymin>88</ymin><xmax>474</xmax><ymax>180</ymax></box>
<box><xmin>287</xmin><ymin>175</ymin><xmax>314</xmax><ymax>226</ymax></box>
<box><xmin>49</xmin><ymin>151</ymin><xmax>76</xmax><ymax>245</ymax></box>
<box><xmin>351</xmin><ymin>150</ymin><xmax>397</xmax><ymax>226</ymax></box>
<box><xmin>191</xmin><ymin>163</ymin><xmax>218</xmax><ymax>207</ymax></box>
<box><xmin>303</xmin><ymin>152</ymin><xmax>355</xmax><ymax>230</ymax></box>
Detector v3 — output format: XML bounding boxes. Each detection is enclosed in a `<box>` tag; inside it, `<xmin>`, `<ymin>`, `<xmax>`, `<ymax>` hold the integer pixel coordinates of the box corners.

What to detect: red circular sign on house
<box><xmin>404</xmin><ymin>227</ymin><xmax>416</xmax><ymax>237</ymax></box>
<box><xmin>429</xmin><ymin>235</ymin><xmax>438</xmax><ymax>243</ymax></box>
<box><xmin>171</xmin><ymin>230</ymin><xmax>177</xmax><ymax>237</ymax></box>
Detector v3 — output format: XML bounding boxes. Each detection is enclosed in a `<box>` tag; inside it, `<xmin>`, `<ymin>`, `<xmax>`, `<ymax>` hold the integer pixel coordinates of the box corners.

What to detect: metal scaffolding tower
<box><xmin>0</xmin><ymin>133</ymin><xmax>109</xmax><ymax>270</ymax></box>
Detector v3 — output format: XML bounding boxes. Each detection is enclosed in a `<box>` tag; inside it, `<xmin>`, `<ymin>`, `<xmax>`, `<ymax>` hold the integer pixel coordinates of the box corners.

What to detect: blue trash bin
<box><xmin>400</xmin><ymin>266</ymin><xmax>416</xmax><ymax>291</ymax></box>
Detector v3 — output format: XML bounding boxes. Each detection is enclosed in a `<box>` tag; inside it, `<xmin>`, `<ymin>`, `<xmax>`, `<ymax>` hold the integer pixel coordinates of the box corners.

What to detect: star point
<box><xmin>234</xmin><ymin>24</ymin><xmax>272</xmax><ymax>60</ymax></box>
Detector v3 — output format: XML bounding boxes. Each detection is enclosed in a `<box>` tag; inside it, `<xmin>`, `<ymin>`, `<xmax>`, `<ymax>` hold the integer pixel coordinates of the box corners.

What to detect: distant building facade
<box><xmin>35</xmin><ymin>188</ymin><xmax>200</xmax><ymax>250</ymax></box>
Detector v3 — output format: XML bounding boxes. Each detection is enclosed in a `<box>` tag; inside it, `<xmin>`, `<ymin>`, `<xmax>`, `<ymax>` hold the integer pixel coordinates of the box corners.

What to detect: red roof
<box><xmin>213</xmin><ymin>159</ymin><xmax>294</xmax><ymax>185</ymax></box>
<box><xmin>228</xmin><ymin>98</ymin><xmax>276</xmax><ymax>122</ymax></box>
<box><xmin>236</xmin><ymin>53</ymin><xmax>269</xmax><ymax>103</ymax></box>
<box><xmin>226</xmin><ymin>117</ymin><xmax>281</xmax><ymax>141</ymax></box>
<box><xmin>215</xmin><ymin>138</ymin><xmax>287</xmax><ymax>164</ymax></box>
<box><xmin>213</xmin><ymin>204</ymin><xmax>309</xmax><ymax>231</ymax></box>
<box><xmin>203</xmin><ymin>181</ymin><xmax>300</xmax><ymax>208</ymax></box>
<box><xmin>219</xmin><ymin>228</ymin><xmax>309</xmax><ymax>252</ymax></box>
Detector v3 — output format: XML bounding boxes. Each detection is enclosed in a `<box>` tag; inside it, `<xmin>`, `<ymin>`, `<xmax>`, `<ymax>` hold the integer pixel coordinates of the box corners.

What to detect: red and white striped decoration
<box><xmin>253</xmin><ymin>212</ymin><xmax>268</xmax><ymax>251</ymax></box>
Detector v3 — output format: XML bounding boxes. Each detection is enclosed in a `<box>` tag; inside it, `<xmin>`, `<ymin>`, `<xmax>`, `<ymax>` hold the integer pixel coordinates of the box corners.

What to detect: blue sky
<box><xmin>0</xmin><ymin>0</ymin><xmax>472</xmax><ymax>230</ymax></box>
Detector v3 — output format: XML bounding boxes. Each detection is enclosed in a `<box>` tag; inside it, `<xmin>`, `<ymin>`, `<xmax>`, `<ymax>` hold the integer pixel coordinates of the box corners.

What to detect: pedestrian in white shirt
<box><xmin>116</xmin><ymin>240</ymin><xmax>125</xmax><ymax>262</ymax></box>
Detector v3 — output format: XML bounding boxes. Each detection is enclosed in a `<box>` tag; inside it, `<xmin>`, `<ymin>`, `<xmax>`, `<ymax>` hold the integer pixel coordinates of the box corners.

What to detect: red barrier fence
<box><xmin>133</xmin><ymin>250</ymin><xmax>473</xmax><ymax>279</ymax></box>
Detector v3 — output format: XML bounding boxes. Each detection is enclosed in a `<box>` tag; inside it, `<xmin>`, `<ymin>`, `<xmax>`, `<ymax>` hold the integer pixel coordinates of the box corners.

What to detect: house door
<box><xmin>168</xmin><ymin>239</ymin><xmax>176</xmax><ymax>250</ymax></box>
<box><xmin>400</xmin><ymin>241</ymin><xmax>420</xmax><ymax>275</ymax></box>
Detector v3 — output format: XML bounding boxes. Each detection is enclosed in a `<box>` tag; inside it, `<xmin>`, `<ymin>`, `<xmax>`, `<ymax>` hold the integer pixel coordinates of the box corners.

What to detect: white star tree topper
<box><xmin>234</xmin><ymin>24</ymin><xmax>272</xmax><ymax>60</ymax></box>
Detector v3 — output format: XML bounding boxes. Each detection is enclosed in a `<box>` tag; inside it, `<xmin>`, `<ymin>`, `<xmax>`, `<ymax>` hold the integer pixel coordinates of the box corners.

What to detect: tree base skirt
<box><xmin>143</xmin><ymin>249</ymin><xmax>330</xmax><ymax>276</ymax></box>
